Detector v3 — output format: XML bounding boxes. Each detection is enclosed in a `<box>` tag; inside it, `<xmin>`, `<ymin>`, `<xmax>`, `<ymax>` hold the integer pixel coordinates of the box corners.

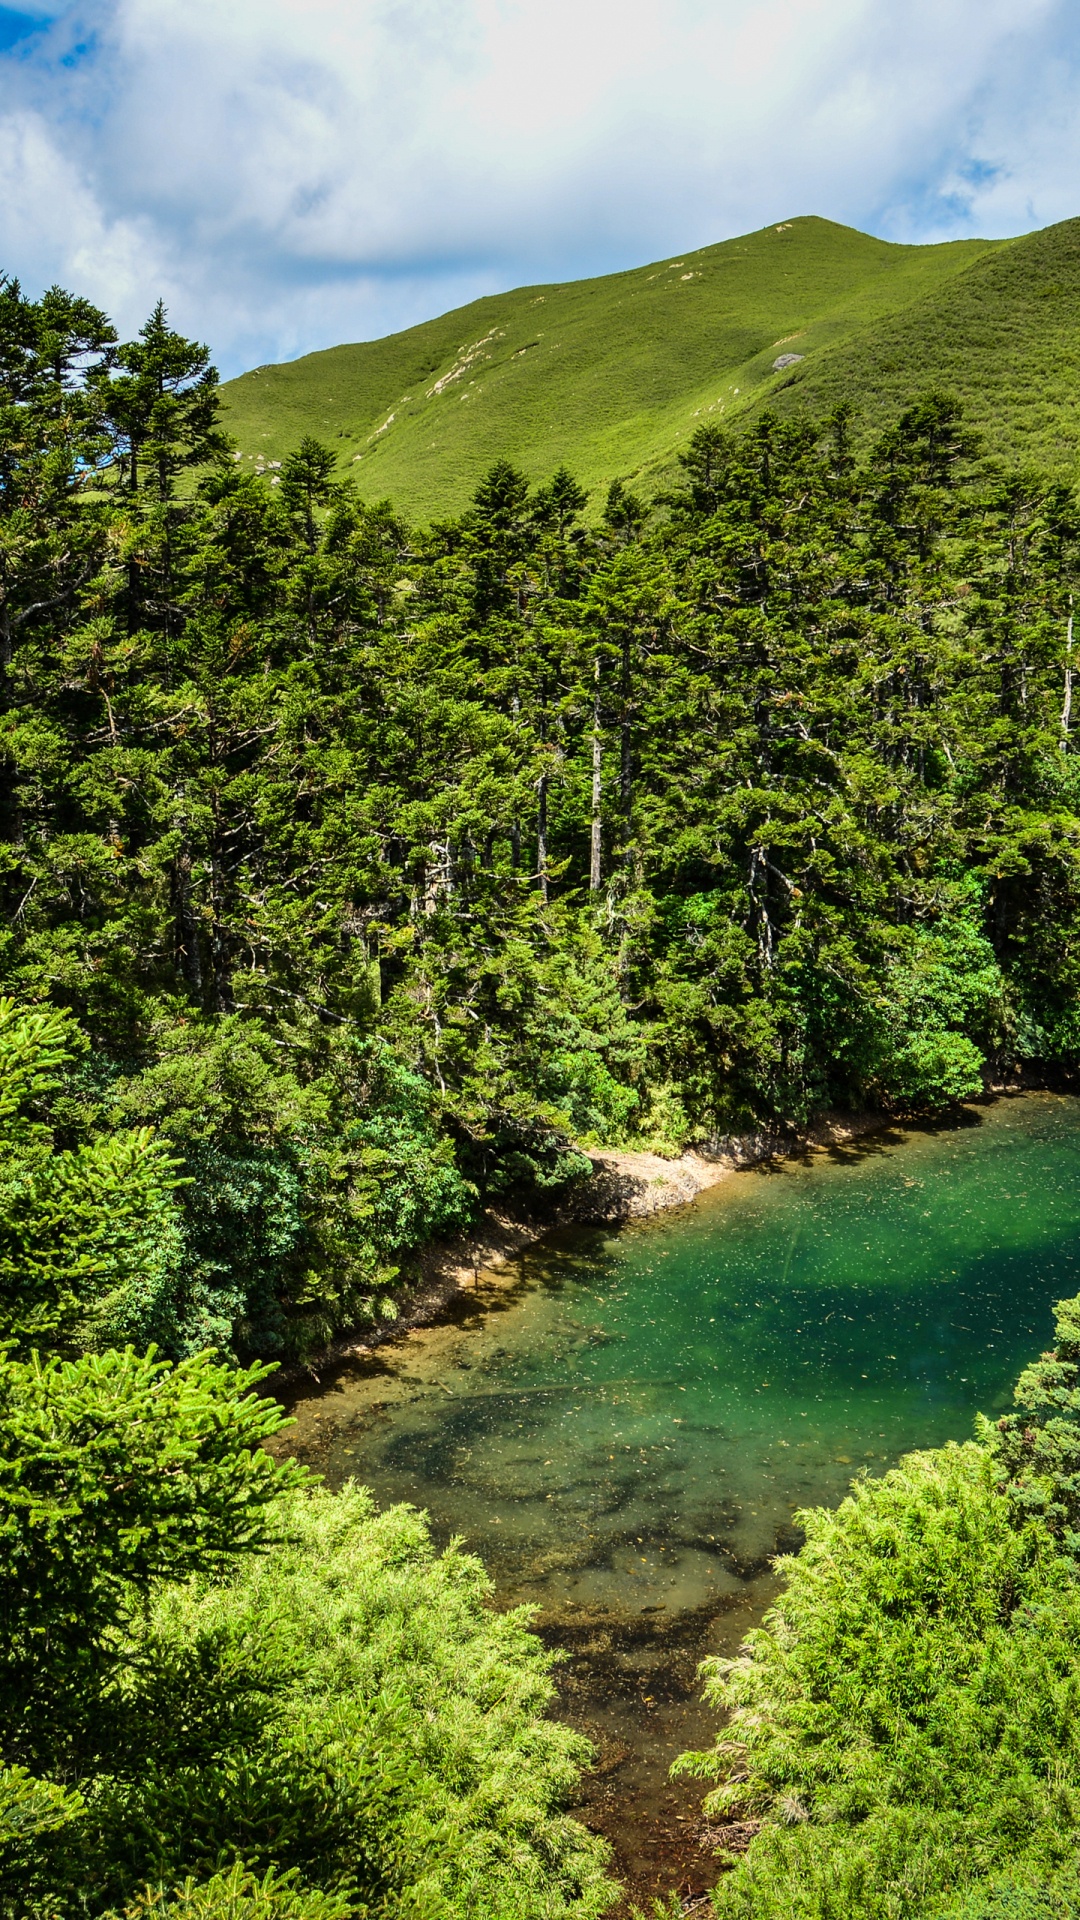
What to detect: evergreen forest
<box><xmin>8</xmin><ymin>277</ymin><xmax>1080</xmax><ymax>1918</ymax></box>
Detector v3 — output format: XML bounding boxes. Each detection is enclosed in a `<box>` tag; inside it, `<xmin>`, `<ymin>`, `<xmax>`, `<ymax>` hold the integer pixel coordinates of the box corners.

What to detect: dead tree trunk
<box><xmin>537</xmin><ymin>773</ymin><xmax>548</xmax><ymax>902</ymax></box>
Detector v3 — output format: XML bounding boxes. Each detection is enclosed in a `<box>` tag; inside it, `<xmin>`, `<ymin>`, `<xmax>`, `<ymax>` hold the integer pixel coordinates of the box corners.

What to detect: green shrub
<box><xmin>0</xmin><ymin>999</ymin><xmax>185</xmax><ymax>1353</ymax></box>
<box><xmin>0</xmin><ymin>1333</ymin><xmax>614</xmax><ymax>1919</ymax></box>
<box><xmin>44</xmin><ymin>1485</ymin><xmax>615</xmax><ymax>1919</ymax></box>
<box><xmin>678</xmin><ymin>1444</ymin><xmax>1080</xmax><ymax>1918</ymax></box>
<box><xmin>119</xmin><ymin>1865</ymin><xmax>351</xmax><ymax>1919</ymax></box>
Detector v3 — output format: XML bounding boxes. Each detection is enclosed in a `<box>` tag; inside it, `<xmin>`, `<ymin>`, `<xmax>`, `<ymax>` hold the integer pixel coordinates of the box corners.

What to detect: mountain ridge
<box><xmin>219</xmin><ymin>215</ymin><xmax>1026</xmax><ymax>516</ymax></box>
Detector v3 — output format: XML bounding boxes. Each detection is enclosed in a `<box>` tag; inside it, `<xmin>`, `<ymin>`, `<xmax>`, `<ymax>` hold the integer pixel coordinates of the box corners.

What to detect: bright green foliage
<box><xmin>97</xmin><ymin>1486</ymin><xmax>615</xmax><ymax>1920</ymax></box>
<box><xmin>991</xmin><ymin>1293</ymin><xmax>1080</xmax><ymax>1553</ymax></box>
<box><xmin>0</xmin><ymin>1766</ymin><xmax>85</xmax><ymax>1916</ymax></box>
<box><xmin>932</xmin><ymin>1867</ymin><xmax>1080</xmax><ymax>1919</ymax></box>
<box><xmin>120</xmin><ymin>1865</ymin><xmax>352</xmax><ymax>1919</ymax></box>
<box><xmin>0</xmin><ymin>998</ymin><xmax>184</xmax><ymax>1350</ymax></box>
<box><xmin>679</xmin><ymin>1434</ymin><xmax>1080</xmax><ymax>1917</ymax></box>
<box><xmin>10</xmin><ymin>1461</ymin><xmax>615</xmax><ymax>1916</ymax></box>
<box><xmin>874</xmin><ymin>915</ymin><xmax>1003</xmax><ymax>1107</ymax></box>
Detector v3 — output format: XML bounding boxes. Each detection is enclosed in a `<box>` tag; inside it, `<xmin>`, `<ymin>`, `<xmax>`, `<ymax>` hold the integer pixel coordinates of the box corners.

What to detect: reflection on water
<box><xmin>278</xmin><ymin>1094</ymin><xmax>1080</xmax><ymax>1903</ymax></box>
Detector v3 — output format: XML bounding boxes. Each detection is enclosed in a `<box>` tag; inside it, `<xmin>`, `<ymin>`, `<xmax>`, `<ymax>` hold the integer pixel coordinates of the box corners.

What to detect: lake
<box><xmin>278</xmin><ymin>1094</ymin><xmax>1080</xmax><ymax>1904</ymax></box>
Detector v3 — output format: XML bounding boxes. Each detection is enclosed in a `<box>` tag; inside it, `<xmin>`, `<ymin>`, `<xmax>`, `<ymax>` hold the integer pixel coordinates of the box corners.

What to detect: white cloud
<box><xmin>0</xmin><ymin>106</ymin><xmax>154</xmax><ymax>305</ymax></box>
<box><xmin>0</xmin><ymin>0</ymin><xmax>1077</xmax><ymax>373</ymax></box>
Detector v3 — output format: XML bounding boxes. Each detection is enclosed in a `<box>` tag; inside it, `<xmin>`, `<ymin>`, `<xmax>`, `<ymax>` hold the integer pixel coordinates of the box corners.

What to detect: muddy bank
<box><xmin>287</xmin><ymin>1108</ymin><xmax>892</xmax><ymax>1383</ymax></box>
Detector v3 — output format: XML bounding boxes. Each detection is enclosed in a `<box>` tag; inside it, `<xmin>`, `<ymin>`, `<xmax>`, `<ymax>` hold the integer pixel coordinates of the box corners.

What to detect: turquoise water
<box><xmin>282</xmin><ymin>1095</ymin><xmax>1080</xmax><ymax>1895</ymax></box>
<box><xmin>295</xmin><ymin>1096</ymin><xmax>1080</xmax><ymax>1618</ymax></box>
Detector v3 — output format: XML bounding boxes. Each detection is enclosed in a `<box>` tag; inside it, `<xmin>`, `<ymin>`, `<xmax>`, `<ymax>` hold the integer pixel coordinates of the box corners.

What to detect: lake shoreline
<box><xmin>273</xmin><ymin>1081</ymin><xmax>1074</xmax><ymax>1911</ymax></box>
<box><xmin>281</xmin><ymin>1106</ymin><xmax>904</xmax><ymax>1385</ymax></box>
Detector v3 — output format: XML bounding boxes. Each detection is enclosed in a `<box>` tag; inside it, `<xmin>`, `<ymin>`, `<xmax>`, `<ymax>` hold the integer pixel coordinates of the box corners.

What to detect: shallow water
<box><xmin>281</xmin><ymin>1093</ymin><xmax>1080</xmax><ymax>1903</ymax></box>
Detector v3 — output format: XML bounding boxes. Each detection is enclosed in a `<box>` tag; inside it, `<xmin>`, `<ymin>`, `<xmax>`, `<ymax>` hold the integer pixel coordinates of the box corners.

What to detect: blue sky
<box><xmin>0</xmin><ymin>0</ymin><xmax>1078</xmax><ymax>377</ymax></box>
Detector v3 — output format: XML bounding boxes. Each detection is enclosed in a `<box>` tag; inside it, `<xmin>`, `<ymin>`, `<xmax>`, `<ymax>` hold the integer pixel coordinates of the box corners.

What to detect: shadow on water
<box><xmin>275</xmin><ymin>1094</ymin><xmax>1080</xmax><ymax>1909</ymax></box>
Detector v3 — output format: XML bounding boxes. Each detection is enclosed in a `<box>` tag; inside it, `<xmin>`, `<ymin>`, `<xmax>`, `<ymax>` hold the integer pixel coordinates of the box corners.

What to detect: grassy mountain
<box><xmin>219</xmin><ymin>216</ymin><xmax>1005</xmax><ymax>518</ymax></box>
<box><xmin>765</xmin><ymin>215</ymin><xmax>1080</xmax><ymax>470</ymax></box>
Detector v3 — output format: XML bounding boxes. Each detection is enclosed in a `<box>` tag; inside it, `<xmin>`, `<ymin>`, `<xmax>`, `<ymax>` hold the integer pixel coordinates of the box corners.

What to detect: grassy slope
<box><xmin>757</xmin><ymin>216</ymin><xmax>1080</xmax><ymax>472</ymax></box>
<box><xmin>220</xmin><ymin>217</ymin><xmax>1004</xmax><ymax>519</ymax></box>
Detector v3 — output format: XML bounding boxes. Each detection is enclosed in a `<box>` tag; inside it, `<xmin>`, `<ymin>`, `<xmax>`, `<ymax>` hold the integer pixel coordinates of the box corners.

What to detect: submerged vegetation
<box><xmin>7</xmin><ymin>270</ymin><xmax>1080</xmax><ymax>1916</ymax></box>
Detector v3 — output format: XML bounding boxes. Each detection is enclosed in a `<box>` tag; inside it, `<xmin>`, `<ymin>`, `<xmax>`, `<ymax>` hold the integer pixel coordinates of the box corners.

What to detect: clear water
<box><xmin>280</xmin><ymin>1095</ymin><xmax>1080</xmax><ymax>1900</ymax></box>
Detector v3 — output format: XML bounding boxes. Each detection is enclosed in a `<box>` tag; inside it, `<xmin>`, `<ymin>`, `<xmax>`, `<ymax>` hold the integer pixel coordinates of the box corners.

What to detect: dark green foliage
<box><xmin>95</xmin><ymin>299</ymin><xmax>228</xmax><ymax>500</ymax></box>
<box><xmin>342</xmin><ymin>1051</ymin><xmax>476</xmax><ymax>1255</ymax></box>
<box><xmin>7</xmin><ymin>278</ymin><xmax>1080</xmax><ymax>1359</ymax></box>
<box><xmin>0</xmin><ymin>1343</ymin><xmax>301</xmax><ymax>1775</ymax></box>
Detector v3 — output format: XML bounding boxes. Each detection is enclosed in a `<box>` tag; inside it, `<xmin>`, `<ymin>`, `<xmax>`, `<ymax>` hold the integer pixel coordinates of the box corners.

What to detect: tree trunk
<box><xmin>620</xmin><ymin>632</ymin><xmax>632</xmax><ymax>818</ymax></box>
<box><xmin>589</xmin><ymin>652</ymin><xmax>602</xmax><ymax>891</ymax></box>
<box><xmin>537</xmin><ymin>774</ymin><xmax>548</xmax><ymax>902</ymax></box>
<box><xmin>1062</xmin><ymin>599</ymin><xmax>1074</xmax><ymax>747</ymax></box>
<box><xmin>511</xmin><ymin>685</ymin><xmax>522</xmax><ymax>871</ymax></box>
<box><xmin>537</xmin><ymin>669</ymin><xmax>549</xmax><ymax>901</ymax></box>
<box><xmin>207</xmin><ymin>798</ymin><xmax>234</xmax><ymax>1012</ymax></box>
<box><xmin>749</xmin><ymin>845</ymin><xmax>774</xmax><ymax>971</ymax></box>
<box><xmin>423</xmin><ymin>841</ymin><xmax>451</xmax><ymax>914</ymax></box>
<box><xmin>172</xmin><ymin>846</ymin><xmax>203</xmax><ymax>999</ymax></box>
<box><xmin>207</xmin><ymin>854</ymin><xmax>233</xmax><ymax>1013</ymax></box>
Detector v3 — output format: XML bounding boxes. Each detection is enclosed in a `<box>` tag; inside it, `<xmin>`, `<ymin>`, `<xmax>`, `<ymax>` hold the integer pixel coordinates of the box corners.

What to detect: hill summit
<box><xmin>220</xmin><ymin>214</ymin><xmax>1080</xmax><ymax>518</ymax></box>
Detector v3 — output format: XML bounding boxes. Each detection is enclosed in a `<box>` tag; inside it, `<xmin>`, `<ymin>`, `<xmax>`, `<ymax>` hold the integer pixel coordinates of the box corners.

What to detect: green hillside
<box><xmin>220</xmin><ymin>216</ymin><xmax>1005</xmax><ymax>517</ymax></box>
<box><xmin>760</xmin><ymin>216</ymin><xmax>1080</xmax><ymax>469</ymax></box>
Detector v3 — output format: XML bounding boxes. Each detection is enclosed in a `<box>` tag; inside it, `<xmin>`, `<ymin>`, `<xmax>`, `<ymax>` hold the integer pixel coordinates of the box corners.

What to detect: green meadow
<box><xmin>769</xmin><ymin>214</ymin><xmax>1080</xmax><ymax>470</ymax></box>
<box><xmin>219</xmin><ymin>215</ymin><xmax>1009</xmax><ymax>517</ymax></box>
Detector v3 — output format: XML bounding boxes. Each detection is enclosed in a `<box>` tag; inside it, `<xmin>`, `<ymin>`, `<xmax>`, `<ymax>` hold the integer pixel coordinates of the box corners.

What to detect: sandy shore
<box><xmin>285</xmin><ymin>1108</ymin><xmax>892</xmax><ymax>1381</ymax></box>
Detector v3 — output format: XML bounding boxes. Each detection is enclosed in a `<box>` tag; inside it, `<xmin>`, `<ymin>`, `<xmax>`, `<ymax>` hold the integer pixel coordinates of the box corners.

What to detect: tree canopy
<box><xmin>0</xmin><ymin>1006</ymin><xmax>615</xmax><ymax>1920</ymax></box>
<box><xmin>3</xmin><ymin>283</ymin><xmax>1080</xmax><ymax>1358</ymax></box>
